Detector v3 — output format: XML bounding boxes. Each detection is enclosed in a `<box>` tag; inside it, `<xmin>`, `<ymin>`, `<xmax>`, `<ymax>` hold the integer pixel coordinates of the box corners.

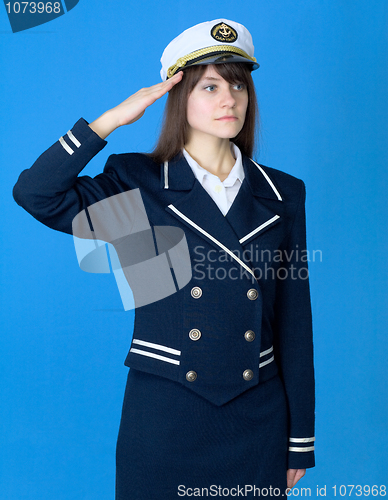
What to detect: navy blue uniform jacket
<box><xmin>13</xmin><ymin>118</ymin><xmax>315</xmax><ymax>469</ymax></box>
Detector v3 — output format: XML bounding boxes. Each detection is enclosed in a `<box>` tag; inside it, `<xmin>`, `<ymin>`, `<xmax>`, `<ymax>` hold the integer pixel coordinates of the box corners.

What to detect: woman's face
<box><xmin>186</xmin><ymin>65</ymin><xmax>248</xmax><ymax>142</ymax></box>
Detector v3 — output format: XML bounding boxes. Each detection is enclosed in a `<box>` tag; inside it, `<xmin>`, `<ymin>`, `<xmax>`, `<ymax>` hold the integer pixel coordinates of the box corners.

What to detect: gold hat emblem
<box><xmin>211</xmin><ymin>22</ymin><xmax>238</xmax><ymax>43</ymax></box>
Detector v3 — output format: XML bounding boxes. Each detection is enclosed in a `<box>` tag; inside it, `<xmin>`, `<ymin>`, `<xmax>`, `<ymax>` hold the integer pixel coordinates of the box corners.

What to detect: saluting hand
<box><xmin>112</xmin><ymin>71</ymin><xmax>184</xmax><ymax>127</ymax></box>
<box><xmin>88</xmin><ymin>71</ymin><xmax>184</xmax><ymax>139</ymax></box>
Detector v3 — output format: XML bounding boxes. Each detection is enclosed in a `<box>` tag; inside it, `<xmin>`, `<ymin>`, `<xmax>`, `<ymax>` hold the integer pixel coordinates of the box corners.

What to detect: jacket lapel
<box><xmin>162</xmin><ymin>153</ymin><xmax>283</xmax><ymax>278</ymax></box>
<box><xmin>225</xmin><ymin>155</ymin><xmax>282</xmax><ymax>247</ymax></box>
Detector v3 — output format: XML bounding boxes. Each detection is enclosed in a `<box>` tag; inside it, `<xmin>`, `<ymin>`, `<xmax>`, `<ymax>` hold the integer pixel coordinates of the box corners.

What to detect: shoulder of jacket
<box><xmin>103</xmin><ymin>152</ymin><xmax>159</xmax><ymax>174</ymax></box>
<box><xmin>258</xmin><ymin>163</ymin><xmax>304</xmax><ymax>187</ymax></box>
<box><xmin>256</xmin><ymin>163</ymin><xmax>306</xmax><ymax>201</ymax></box>
<box><xmin>107</xmin><ymin>152</ymin><xmax>158</xmax><ymax>167</ymax></box>
<box><xmin>102</xmin><ymin>152</ymin><xmax>161</xmax><ymax>188</ymax></box>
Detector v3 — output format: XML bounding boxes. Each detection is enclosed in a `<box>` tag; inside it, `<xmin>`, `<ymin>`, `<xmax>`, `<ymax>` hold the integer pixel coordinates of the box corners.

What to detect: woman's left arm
<box><xmin>273</xmin><ymin>180</ymin><xmax>315</xmax><ymax>472</ymax></box>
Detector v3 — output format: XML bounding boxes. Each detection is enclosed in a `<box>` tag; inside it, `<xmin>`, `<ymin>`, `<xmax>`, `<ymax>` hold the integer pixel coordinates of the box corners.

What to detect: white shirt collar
<box><xmin>183</xmin><ymin>143</ymin><xmax>245</xmax><ymax>186</ymax></box>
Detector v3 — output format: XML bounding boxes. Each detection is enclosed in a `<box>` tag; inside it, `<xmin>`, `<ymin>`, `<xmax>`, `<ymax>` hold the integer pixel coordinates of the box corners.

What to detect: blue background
<box><xmin>1</xmin><ymin>0</ymin><xmax>387</xmax><ymax>498</ymax></box>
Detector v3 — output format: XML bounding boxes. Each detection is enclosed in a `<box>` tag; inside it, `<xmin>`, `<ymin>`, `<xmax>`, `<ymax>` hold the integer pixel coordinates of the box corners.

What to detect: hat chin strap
<box><xmin>167</xmin><ymin>45</ymin><xmax>256</xmax><ymax>79</ymax></box>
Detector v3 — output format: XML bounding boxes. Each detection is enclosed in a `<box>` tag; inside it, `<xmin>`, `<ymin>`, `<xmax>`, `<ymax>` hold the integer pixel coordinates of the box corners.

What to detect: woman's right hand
<box><xmin>88</xmin><ymin>71</ymin><xmax>184</xmax><ymax>139</ymax></box>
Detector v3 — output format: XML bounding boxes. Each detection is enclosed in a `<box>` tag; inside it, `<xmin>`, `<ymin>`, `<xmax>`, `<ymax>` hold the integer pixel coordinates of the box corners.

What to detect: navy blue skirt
<box><xmin>116</xmin><ymin>369</ymin><xmax>288</xmax><ymax>499</ymax></box>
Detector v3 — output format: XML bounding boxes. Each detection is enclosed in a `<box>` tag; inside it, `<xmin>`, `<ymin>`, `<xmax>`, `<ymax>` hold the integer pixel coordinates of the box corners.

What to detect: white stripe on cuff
<box><xmin>289</xmin><ymin>437</ymin><xmax>315</xmax><ymax>443</ymax></box>
<box><xmin>260</xmin><ymin>346</ymin><xmax>273</xmax><ymax>358</ymax></box>
<box><xmin>67</xmin><ymin>130</ymin><xmax>81</xmax><ymax>148</ymax></box>
<box><xmin>289</xmin><ymin>446</ymin><xmax>315</xmax><ymax>452</ymax></box>
<box><xmin>59</xmin><ymin>136</ymin><xmax>74</xmax><ymax>155</ymax></box>
<box><xmin>259</xmin><ymin>355</ymin><xmax>274</xmax><ymax>368</ymax></box>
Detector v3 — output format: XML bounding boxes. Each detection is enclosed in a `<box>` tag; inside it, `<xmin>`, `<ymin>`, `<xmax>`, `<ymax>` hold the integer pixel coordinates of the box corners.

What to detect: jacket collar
<box><xmin>163</xmin><ymin>152</ymin><xmax>283</xmax><ymax>280</ymax></box>
<box><xmin>161</xmin><ymin>152</ymin><xmax>282</xmax><ymax>202</ymax></box>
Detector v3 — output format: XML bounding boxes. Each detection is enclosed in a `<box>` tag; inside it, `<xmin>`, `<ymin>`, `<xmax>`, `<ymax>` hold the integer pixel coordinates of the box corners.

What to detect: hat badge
<box><xmin>211</xmin><ymin>22</ymin><xmax>238</xmax><ymax>43</ymax></box>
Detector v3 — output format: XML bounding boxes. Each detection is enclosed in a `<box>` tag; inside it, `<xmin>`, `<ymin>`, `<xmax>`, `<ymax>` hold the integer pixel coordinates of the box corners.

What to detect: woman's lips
<box><xmin>216</xmin><ymin>116</ymin><xmax>238</xmax><ymax>121</ymax></box>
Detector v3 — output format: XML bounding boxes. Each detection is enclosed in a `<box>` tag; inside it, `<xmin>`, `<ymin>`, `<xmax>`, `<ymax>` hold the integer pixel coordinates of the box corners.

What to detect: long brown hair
<box><xmin>148</xmin><ymin>63</ymin><xmax>259</xmax><ymax>163</ymax></box>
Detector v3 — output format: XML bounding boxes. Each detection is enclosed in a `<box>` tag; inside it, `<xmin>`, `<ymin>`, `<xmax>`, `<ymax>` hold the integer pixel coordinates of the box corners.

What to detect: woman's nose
<box><xmin>219</xmin><ymin>88</ymin><xmax>236</xmax><ymax>108</ymax></box>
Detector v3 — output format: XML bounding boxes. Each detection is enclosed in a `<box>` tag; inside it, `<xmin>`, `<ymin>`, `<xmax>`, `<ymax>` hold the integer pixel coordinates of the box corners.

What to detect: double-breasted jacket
<box><xmin>13</xmin><ymin>118</ymin><xmax>315</xmax><ymax>469</ymax></box>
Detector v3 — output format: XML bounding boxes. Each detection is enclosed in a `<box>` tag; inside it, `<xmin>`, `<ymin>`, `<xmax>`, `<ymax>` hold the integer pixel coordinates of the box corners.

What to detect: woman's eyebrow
<box><xmin>200</xmin><ymin>76</ymin><xmax>221</xmax><ymax>82</ymax></box>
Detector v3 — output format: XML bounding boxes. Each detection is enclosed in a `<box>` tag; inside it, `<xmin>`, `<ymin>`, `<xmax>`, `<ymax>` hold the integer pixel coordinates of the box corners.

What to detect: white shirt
<box><xmin>183</xmin><ymin>143</ymin><xmax>245</xmax><ymax>216</ymax></box>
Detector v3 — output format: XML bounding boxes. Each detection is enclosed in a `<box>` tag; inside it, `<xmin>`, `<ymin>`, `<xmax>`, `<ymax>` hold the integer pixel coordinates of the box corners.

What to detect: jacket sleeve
<box><xmin>13</xmin><ymin>118</ymin><xmax>125</xmax><ymax>235</ymax></box>
<box><xmin>273</xmin><ymin>180</ymin><xmax>315</xmax><ymax>470</ymax></box>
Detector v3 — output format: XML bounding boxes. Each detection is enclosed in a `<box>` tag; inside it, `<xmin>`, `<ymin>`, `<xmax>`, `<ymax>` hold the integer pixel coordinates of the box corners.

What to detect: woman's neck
<box><xmin>184</xmin><ymin>135</ymin><xmax>236</xmax><ymax>182</ymax></box>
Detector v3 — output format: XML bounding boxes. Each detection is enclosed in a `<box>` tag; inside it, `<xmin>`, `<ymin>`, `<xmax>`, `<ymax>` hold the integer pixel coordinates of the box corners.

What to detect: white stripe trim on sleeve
<box><xmin>289</xmin><ymin>446</ymin><xmax>315</xmax><ymax>452</ymax></box>
<box><xmin>239</xmin><ymin>215</ymin><xmax>280</xmax><ymax>244</ymax></box>
<box><xmin>132</xmin><ymin>338</ymin><xmax>181</xmax><ymax>356</ymax></box>
<box><xmin>59</xmin><ymin>136</ymin><xmax>74</xmax><ymax>155</ymax></box>
<box><xmin>289</xmin><ymin>437</ymin><xmax>315</xmax><ymax>443</ymax></box>
<box><xmin>167</xmin><ymin>204</ymin><xmax>256</xmax><ymax>279</ymax></box>
<box><xmin>260</xmin><ymin>346</ymin><xmax>273</xmax><ymax>358</ymax></box>
<box><xmin>67</xmin><ymin>130</ymin><xmax>81</xmax><ymax>148</ymax></box>
<box><xmin>129</xmin><ymin>348</ymin><xmax>180</xmax><ymax>365</ymax></box>
<box><xmin>259</xmin><ymin>355</ymin><xmax>274</xmax><ymax>368</ymax></box>
<box><xmin>250</xmin><ymin>159</ymin><xmax>282</xmax><ymax>201</ymax></box>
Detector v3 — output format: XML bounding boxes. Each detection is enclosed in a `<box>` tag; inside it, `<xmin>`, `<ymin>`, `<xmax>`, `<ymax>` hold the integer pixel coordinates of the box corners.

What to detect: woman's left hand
<box><xmin>287</xmin><ymin>469</ymin><xmax>306</xmax><ymax>489</ymax></box>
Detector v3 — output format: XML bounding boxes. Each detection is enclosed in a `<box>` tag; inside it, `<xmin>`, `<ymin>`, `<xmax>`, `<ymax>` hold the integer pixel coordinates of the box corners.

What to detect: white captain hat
<box><xmin>160</xmin><ymin>19</ymin><xmax>260</xmax><ymax>81</ymax></box>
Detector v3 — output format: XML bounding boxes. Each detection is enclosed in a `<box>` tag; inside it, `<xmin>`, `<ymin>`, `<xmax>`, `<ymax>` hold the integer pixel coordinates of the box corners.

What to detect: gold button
<box><xmin>189</xmin><ymin>328</ymin><xmax>201</xmax><ymax>341</ymax></box>
<box><xmin>191</xmin><ymin>286</ymin><xmax>202</xmax><ymax>299</ymax></box>
<box><xmin>186</xmin><ymin>370</ymin><xmax>197</xmax><ymax>382</ymax></box>
<box><xmin>243</xmin><ymin>369</ymin><xmax>254</xmax><ymax>381</ymax></box>
<box><xmin>244</xmin><ymin>330</ymin><xmax>255</xmax><ymax>342</ymax></box>
<box><xmin>247</xmin><ymin>288</ymin><xmax>258</xmax><ymax>300</ymax></box>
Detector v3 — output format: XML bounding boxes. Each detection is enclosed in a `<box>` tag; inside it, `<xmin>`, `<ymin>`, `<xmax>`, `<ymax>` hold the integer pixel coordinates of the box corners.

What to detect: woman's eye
<box><xmin>233</xmin><ymin>83</ymin><xmax>245</xmax><ymax>91</ymax></box>
<box><xmin>204</xmin><ymin>85</ymin><xmax>216</xmax><ymax>92</ymax></box>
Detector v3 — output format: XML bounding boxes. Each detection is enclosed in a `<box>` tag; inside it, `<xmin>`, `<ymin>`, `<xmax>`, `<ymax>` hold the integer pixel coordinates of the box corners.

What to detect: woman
<box><xmin>13</xmin><ymin>19</ymin><xmax>315</xmax><ymax>499</ymax></box>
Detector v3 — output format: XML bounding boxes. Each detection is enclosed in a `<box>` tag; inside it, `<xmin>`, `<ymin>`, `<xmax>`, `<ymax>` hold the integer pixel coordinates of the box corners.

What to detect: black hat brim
<box><xmin>185</xmin><ymin>52</ymin><xmax>259</xmax><ymax>71</ymax></box>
